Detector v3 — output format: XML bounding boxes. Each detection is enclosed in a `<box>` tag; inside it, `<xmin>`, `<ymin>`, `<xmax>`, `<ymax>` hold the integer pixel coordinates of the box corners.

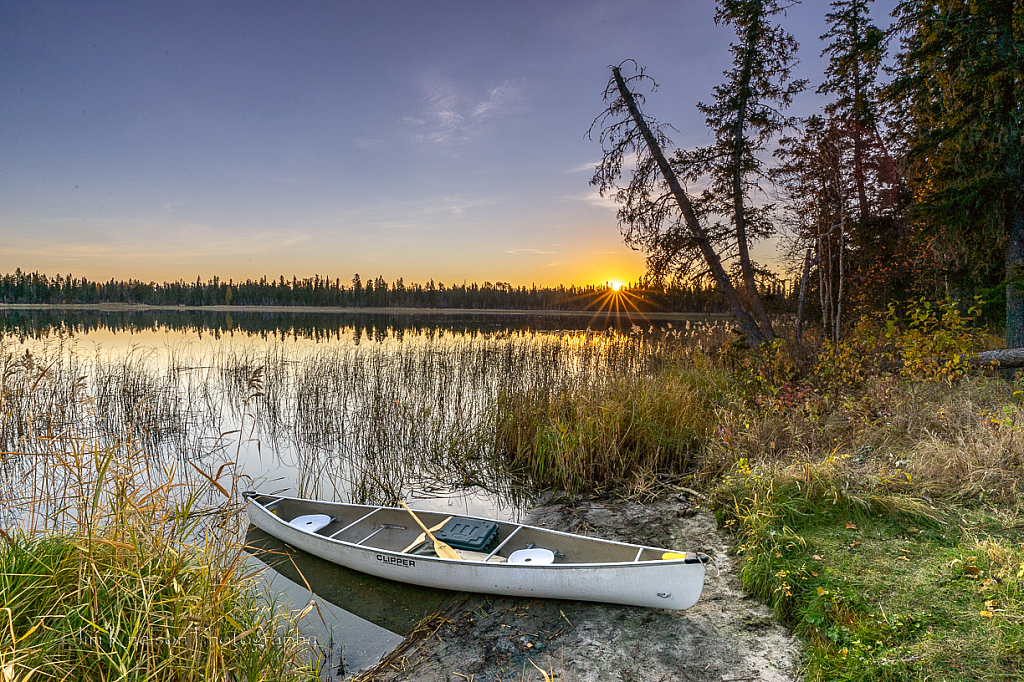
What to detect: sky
<box><xmin>1</xmin><ymin>0</ymin><xmax>898</xmax><ymax>289</ymax></box>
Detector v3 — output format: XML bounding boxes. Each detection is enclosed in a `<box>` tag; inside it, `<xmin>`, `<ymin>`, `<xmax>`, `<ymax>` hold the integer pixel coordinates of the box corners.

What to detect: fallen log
<box><xmin>971</xmin><ymin>348</ymin><xmax>1024</xmax><ymax>368</ymax></box>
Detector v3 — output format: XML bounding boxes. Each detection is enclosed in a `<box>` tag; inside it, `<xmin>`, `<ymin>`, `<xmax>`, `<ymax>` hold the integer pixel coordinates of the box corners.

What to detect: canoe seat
<box><xmin>508</xmin><ymin>548</ymin><xmax>555</xmax><ymax>565</ymax></box>
<box><xmin>289</xmin><ymin>514</ymin><xmax>332</xmax><ymax>533</ymax></box>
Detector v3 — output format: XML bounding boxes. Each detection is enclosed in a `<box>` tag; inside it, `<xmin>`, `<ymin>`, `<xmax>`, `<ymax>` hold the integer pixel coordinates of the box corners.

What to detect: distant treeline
<box><xmin>0</xmin><ymin>269</ymin><xmax>796</xmax><ymax>313</ymax></box>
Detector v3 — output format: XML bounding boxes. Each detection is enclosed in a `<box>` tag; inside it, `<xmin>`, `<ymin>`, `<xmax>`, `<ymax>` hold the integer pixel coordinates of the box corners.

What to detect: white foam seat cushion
<box><xmin>289</xmin><ymin>514</ymin><xmax>332</xmax><ymax>533</ymax></box>
<box><xmin>508</xmin><ymin>548</ymin><xmax>555</xmax><ymax>565</ymax></box>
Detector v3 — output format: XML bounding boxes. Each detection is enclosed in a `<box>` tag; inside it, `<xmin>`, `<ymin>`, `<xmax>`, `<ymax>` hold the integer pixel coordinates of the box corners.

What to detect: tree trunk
<box><xmin>612</xmin><ymin>67</ymin><xmax>770</xmax><ymax>347</ymax></box>
<box><xmin>853</xmin><ymin>126</ymin><xmax>870</xmax><ymax>221</ymax></box>
<box><xmin>796</xmin><ymin>247</ymin><xmax>813</xmax><ymax>344</ymax></box>
<box><xmin>730</xmin><ymin>32</ymin><xmax>776</xmax><ymax>342</ymax></box>
<box><xmin>973</xmin><ymin>348</ymin><xmax>1024</xmax><ymax>368</ymax></box>
<box><xmin>1006</xmin><ymin>203</ymin><xmax>1024</xmax><ymax>349</ymax></box>
<box><xmin>835</xmin><ymin>219</ymin><xmax>845</xmax><ymax>342</ymax></box>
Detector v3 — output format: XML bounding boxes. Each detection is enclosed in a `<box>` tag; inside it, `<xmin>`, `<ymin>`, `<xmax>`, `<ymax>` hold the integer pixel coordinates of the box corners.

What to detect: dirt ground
<box><xmin>351</xmin><ymin>494</ymin><xmax>800</xmax><ymax>682</ymax></box>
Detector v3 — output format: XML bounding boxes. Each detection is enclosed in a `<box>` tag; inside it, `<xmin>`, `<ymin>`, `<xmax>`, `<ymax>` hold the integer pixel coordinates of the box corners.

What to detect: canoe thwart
<box><xmin>356</xmin><ymin>523</ymin><xmax>407</xmax><ymax>546</ymax></box>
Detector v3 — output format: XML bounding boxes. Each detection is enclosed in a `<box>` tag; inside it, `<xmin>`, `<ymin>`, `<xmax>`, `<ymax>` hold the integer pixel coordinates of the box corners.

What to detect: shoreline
<box><xmin>351</xmin><ymin>496</ymin><xmax>798</xmax><ymax>681</ymax></box>
<box><xmin>0</xmin><ymin>303</ymin><xmax>729</xmax><ymax>321</ymax></box>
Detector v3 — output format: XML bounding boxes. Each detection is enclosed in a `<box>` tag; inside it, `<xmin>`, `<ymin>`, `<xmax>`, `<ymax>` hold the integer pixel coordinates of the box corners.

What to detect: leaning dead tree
<box><xmin>589</xmin><ymin>65</ymin><xmax>768</xmax><ymax>347</ymax></box>
<box><xmin>589</xmin><ymin>3</ymin><xmax>805</xmax><ymax>349</ymax></box>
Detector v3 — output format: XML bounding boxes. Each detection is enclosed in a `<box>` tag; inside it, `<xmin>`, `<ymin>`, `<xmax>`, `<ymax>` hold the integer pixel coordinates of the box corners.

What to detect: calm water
<box><xmin>0</xmin><ymin>308</ymin><xmax>726</xmax><ymax>672</ymax></box>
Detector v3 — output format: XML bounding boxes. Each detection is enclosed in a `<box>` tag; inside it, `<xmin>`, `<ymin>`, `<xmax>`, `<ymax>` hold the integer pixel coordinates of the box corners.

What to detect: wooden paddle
<box><xmin>399</xmin><ymin>502</ymin><xmax>462</xmax><ymax>560</ymax></box>
<box><xmin>400</xmin><ymin>515</ymin><xmax>452</xmax><ymax>554</ymax></box>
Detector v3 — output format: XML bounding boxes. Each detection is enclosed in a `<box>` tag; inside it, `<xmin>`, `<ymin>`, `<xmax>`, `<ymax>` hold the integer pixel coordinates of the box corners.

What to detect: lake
<box><xmin>0</xmin><ymin>307</ymin><xmax>728</xmax><ymax>672</ymax></box>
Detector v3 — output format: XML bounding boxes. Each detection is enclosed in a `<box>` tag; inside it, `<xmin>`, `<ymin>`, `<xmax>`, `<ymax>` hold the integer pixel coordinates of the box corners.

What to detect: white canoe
<box><xmin>244</xmin><ymin>492</ymin><xmax>708</xmax><ymax>610</ymax></box>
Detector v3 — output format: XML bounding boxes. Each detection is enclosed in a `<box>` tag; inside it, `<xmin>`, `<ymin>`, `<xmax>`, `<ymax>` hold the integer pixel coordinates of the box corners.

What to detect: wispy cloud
<box><xmin>578</xmin><ymin>190</ymin><xmax>619</xmax><ymax>211</ymax></box>
<box><xmin>473</xmin><ymin>81</ymin><xmax>518</xmax><ymax>118</ymax></box>
<box><xmin>568</xmin><ymin>160</ymin><xmax>600</xmax><ymax>173</ymax></box>
<box><xmin>0</xmin><ymin>223</ymin><xmax>312</xmax><ymax>265</ymax></box>
<box><xmin>428</xmin><ymin>194</ymin><xmax>497</xmax><ymax>215</ymax></box>
<box><xmin>506</xmin><ymin>248</ymin><xmax>556</xmax><ymax>255</ymax></box>
<box><xmin>355</xmin><ymin>194</ymin><xmax>498</xmax><ymax>225</ymax></box>
<box><xmin>403</xmin><ymin>78</ymin><xmax>523</xmax><ymax>145</ymax></box>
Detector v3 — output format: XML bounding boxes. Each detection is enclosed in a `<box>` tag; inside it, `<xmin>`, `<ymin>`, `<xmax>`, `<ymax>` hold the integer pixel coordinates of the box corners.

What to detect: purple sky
<box><xmin>1</xmin><ymin>0</ymin><xmax>897</xmax><ymax>288</ymax></box>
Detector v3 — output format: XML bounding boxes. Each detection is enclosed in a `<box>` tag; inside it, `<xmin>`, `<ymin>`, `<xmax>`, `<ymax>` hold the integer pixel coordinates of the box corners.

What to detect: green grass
<box><xmin>0</xmin><ymin>405</ymin><xmax>321</xmax><ymax>681</ymax></box>
<box><xmin>714</xmin><ymin>457</ymin><xmax>1024</xmax><ymax>681</ymax></box>
<box><xmin>0</xmin><ymin>530</ymin><xmax>317</xmax><ymax>681</ymax></box>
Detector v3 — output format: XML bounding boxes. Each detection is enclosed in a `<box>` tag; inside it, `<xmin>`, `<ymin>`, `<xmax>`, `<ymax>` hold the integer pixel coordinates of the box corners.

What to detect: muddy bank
<box><xmin>351</xmin><ymin>496</ymin><xmax>799</xmax><ymax>682</ymax></box>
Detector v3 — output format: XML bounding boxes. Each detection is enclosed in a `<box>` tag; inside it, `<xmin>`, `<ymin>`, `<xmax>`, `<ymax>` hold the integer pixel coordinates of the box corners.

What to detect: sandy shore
<box><xmin>351</xmin><ymin>495</ymin><xmax>798</xmax><ymax>682</ymax></box>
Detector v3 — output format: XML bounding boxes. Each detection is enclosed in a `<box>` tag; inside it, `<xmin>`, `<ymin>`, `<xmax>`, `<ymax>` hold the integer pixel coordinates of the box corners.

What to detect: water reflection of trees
<box><xmin>0</xmin><ymin>309</ymin><xmax>691</xmax><ymax>344</ymax></box>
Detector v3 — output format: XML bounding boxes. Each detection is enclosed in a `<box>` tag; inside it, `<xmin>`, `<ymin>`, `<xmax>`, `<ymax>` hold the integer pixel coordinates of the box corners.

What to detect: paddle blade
<box><xmin>399</xmin><ymin>502</ymin><xmax>462</xmax><ymax>560</ymax></box>
<box><xmin>433</xmin><ymin>539</ymin><xmax>463</xmax><ymax>561</ymax></box>
<box><xmin>400</xmin><ymin>516</ymin><xmax>453</xmax><ymax>554</ymax></box>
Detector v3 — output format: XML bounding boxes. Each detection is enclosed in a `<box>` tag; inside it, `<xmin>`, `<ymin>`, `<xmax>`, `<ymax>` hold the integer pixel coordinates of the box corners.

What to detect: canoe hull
<box><xmin>246</xmin><ymin>495</ymin><xmax>706</xmax><ymax>610</ymax></box>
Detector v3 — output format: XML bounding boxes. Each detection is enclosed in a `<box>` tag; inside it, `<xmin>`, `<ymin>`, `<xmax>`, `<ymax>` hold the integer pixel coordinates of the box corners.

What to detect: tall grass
<box><xmin>0</xmin><ymin>436</ymin><xmax>320</xmax><ymax>680</ymax></box>
<box><xmin>491</xmin><ymin>358</ymin><xmax>726</xmax><ymax>495</ymax></box>
<box><xmin>0</xmin><ymin>336</ymin><xmax>329</xmax><ymax>680</ymax></box>
<box><xmin>2</xmin><ymin>325</ymin><xmax>729</xmax><ymax>506</ymax></box>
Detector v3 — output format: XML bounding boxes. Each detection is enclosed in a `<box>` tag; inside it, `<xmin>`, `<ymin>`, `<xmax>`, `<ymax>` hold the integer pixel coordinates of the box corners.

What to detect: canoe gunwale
<box><xmin>242</xmin><ymin>491</ymin><xmax>709</xmax><ymax>609</ymax></box>
<box><xmin>242</xmin><ymin>492</ymin><xmax>707</xmax><ymax>568</ymax></box>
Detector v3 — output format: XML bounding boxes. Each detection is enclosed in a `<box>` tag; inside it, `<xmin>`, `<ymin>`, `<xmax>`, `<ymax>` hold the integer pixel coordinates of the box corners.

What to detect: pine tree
<box><xmin>818</xmin><ymin>0</ymin><xmax>887</xmax><ymax>220</ymax></box>
<box><xmin>888</xmin><ymin>0</ymin><xmax>1024</xmax><ymax>344</ymax></box>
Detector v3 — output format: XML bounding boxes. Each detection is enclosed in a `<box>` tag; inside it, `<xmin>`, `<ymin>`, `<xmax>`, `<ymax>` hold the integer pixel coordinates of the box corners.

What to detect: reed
<box><xmin>0</xmin><ymin>340</ymin><xmax>324</xmax><ymax>680</ymax></box>
<box><xmin>0</xmin><ymin>437</ymin><xmax>321</xmax><ymax>680</ymax></box>
<box><xmin>491</xmin><ymin>359</ymin><xmax>726</xmax><ymax>495</ymax></box>
<box><xmin>3</xmin><ymin>326</ymin><xmax>727</xmax><ymax>506</ymax></box>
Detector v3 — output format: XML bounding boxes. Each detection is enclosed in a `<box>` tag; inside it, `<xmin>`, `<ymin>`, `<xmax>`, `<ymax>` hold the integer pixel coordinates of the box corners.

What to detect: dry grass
<box><xmin>0</xmin><ymin>346</ymin><xmax>322</xmax><ymax>681</ymax></box>
<box><xmin>492</xmin><ymin>359</ymin><xmax>725</xmax><ymax>495</ymax></box>
<box><xmin>710</xmin><ymin>372</ymin><xmax>1024</xmax><ymax>508</ymax></box>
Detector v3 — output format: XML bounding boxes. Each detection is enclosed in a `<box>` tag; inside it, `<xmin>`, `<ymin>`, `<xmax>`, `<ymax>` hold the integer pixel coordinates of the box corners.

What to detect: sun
<box><xmin>609</xmin><ymin>280</ymin><xmax>623</xmax><ymax>291</ymax></box>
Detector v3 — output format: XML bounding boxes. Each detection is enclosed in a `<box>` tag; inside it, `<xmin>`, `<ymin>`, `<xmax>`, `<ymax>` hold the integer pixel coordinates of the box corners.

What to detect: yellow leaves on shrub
<box><xmin>887</xmin><ymin>297</ymin><xmax>983</xmax><ymax>384</ymax></box>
